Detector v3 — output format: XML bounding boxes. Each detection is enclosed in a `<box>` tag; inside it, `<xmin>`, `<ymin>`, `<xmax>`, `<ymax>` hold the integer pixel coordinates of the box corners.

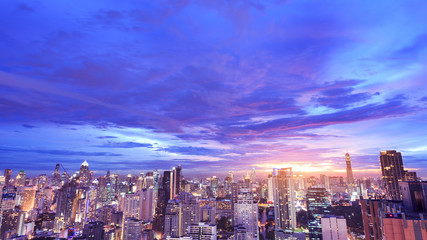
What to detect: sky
<box><xmin>1</xmin><ymin>0</ymin><xmax>427</xmax><ymax>178</ymax></box>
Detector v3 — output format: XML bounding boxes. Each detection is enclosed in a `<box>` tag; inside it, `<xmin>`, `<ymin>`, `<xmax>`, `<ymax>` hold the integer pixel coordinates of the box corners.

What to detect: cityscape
<box><xmin>0</xmin><ymin>150</ymin><xmax>426</xmax><ymax>239</ymax></box>
<box><xmin>1</xmin><ymin>0</ymin><xmax>427</xmax><ymax>240</ymax></box>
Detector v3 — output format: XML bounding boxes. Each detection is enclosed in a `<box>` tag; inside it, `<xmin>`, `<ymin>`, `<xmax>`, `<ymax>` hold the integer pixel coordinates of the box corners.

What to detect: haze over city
<box><xmin>1</xmin><ymin>0</ymin><xmax>427</xmax><ymax>177</ymax></box>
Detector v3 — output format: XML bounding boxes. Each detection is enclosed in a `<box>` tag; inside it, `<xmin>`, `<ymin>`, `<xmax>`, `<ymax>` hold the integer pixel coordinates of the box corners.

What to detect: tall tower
<box><xmin>3</xmin><ymin>169</ymin><xmax>11</xmax><ymax>186</ymax></box>
<box><xmin>379</xmin><ymin>150</ymin><xmax>405</xmax><ymax>200</ymax></box>
<box><xmin>272</xmin><ymin>168</ymin><xmax>296</xmax><ymax>230</ymax></box>
<box><xmin>52</xmin><ymin>164</ymin><xmax>61</xmax><ymax>186</ymax></box>
<box><xmin>172</xmin><ymin>165</ymin><xmax>182</xmax><ymax>197</ymax></box>
<box><xmin>345</xmin><ymin>153</ymin><xmax>354</xmax><ymax>192</ymax></box>
<box><xmin>79</xmin><ymin>160</ymin><xmax>91</xmax><ymax>187</ymax></box>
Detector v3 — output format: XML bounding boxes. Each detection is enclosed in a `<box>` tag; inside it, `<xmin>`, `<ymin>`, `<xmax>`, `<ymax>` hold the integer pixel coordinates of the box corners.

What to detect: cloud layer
<box><xmin>1</xmin><ymin>0</ymin><xmax>427</xmax><ymax>177</ymax></box>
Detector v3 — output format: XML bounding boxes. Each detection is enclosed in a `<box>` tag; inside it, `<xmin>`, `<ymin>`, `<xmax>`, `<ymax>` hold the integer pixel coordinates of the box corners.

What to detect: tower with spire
<box><xmin>345</xmin><ymin>153</ymin><xmax>354</xmax><ymax>193</ymax></box>
<box><xmin>79</xmin><ymin>160</ymin><xmax>91</xmax><ymax>187</ymax></box>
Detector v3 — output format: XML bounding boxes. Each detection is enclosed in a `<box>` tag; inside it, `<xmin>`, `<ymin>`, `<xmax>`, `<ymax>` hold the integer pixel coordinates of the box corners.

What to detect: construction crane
<box><xmin>61</xmin><ymin>164</ymin><xmax>71</xmax><ymax>178</ymax></box>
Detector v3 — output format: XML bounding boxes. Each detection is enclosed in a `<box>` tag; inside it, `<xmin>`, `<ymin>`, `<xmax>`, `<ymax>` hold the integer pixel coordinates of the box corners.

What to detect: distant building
<box><xmin>379</xmin><ymin>150</ymin><xmax>405</xmax><ymax>200</ymax></box>
<box><xmin>345</xmin><ymin>153</ymin><xmax>355</xmax><ymax>193</ymax></box>
<box><xmin>15</xmin><ymin>170</ymin><xmax>26</xmax><ymax>187</ymax></box>
<box><xmin>79</xmin><ymin>160</ymin><xmax>92</xmax><ymax>187</ymax></box>
<box><xmin>4</xmin><ymin>169</ymin><xmax>11</xmax><ymax>186</ymax></box>
<box><xmin>321</xmin><ymin>215</ymin><xmax>347</xmax><ymax>240</ymax></box>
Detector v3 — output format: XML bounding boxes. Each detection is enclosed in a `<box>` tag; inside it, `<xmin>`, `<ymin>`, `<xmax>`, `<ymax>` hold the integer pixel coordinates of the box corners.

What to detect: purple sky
<box><xmin>1</xmin><ymin>0</ymin><xmax>427</xmax><ymax>177</ymax></box>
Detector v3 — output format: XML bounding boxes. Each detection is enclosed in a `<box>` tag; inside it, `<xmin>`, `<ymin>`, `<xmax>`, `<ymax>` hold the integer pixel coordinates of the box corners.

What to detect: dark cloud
<box><xmin>97</xmin><ymin>141</ymin><xmax>152</xmax><ymax>148</ymax></box>
<box><xmin>97</xmin><ymin>136</ymin><xmax>118</xmax><ymax>139</ymax></box>
<box><xmin>22</xmin><ymin>124</ymin><xmax>36</xmax><ymax>128</ymax></box>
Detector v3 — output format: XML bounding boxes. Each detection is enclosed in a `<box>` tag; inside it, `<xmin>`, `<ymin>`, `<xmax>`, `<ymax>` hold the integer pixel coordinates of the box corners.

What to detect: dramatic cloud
<box><xmin>1</xmin><ymin>0</ymin><xmax>427</xmax><ymax>176</ymax></box>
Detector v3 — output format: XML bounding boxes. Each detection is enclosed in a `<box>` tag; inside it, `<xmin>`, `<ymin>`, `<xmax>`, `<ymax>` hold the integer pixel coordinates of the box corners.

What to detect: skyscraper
<box><xmin>345</xmin><ymin>153</ymin><xmax>354</xmax><ymax>193</ymax></box>
<box><xmin>15</xmin><ymin>170</ymin><xmax>26</xmax><ymax>187</ymax></box>
<box><xmin>172</xmin><ymin>165</ymin><xmax>182</xmax><ymax>197</ymax></box>
<box><xmin>52</xmin><ymin>164</ymin><xmax>61</xmax><ymax>186</ymax></box>
<box><xmin>234</xmin><ymin>188</ymin><xmax>259</xmax><ymax>240</ymax></box>
<box><xmin>272</xmin><ymin>168</ymin><xmax>296</xmax><ymax>230</ymax></box>
<box><xmin>379</xmin><ymin>150</ymin><xmax>405</xmax><ymax>200</ymax></box>
<box><xmin>164</xmin><ymin>199</ymin><xmax>183</xmax><ymax>238</ymax></box>
<box><xmin>21</xmin><ymin>185</ymin><xmax>36</xmax><ymax>212</ymax></box>
<box><xmin>4</xmin><ymin>169</ymin><xmax>11</xmax><ymax>186</ymax></box>
<box><xmin>307</xmin><ymin>187</ymin><xmax>332</xmax><ymax>240</ymax></box>
<box><xmin>79</xmin><ymin>160</ymin><xmax>91</xmax><ymax>187</ymax></box>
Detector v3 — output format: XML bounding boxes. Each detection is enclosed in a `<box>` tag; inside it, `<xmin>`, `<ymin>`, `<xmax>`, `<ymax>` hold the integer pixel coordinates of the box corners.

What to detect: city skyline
<box><xmin>1</xmin><ymin>1</ymin><xmax>427</xmax><ymax>177</ymax></box>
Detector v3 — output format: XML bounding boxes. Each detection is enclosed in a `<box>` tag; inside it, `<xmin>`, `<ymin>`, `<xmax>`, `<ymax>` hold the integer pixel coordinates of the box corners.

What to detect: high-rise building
<box><xmin>210</xmin><ymin>176</ymin><xmax>219</xmax><ymax>197</ymax></box>
<box><xmin>20</xmin><ymin>185</ymin><xmax>36</xmax><ymax>212</ymax></box>
<box><xmin>139</xmin><ymin>187</ymin><xmax>155</xmax><ymax>222</ymax></box>
<box><xmin>1</xmin><ymin>186</ymin><xmax>17</xmax><ymax>215</ymax></box>
<box><xmin>321</xmin><ymin>215</ymin><xmax>347</xmax><ymax>240</ymax></box>
<box><xmin>79</xmin><ymin>160</ymin><xmax>91</xmax><ymax>187</ymax></box>
<box><xmin>234</xmin><ymin>188</ymin><xmax>259</xmax><ymax>240</ymax></box>
<box><xmin>360</xmin><ymin>199</ymin><xmax>382</xmax><ymax>240</ymax></box>
<box><xmin>180</xmin><ymin>192</ymin><xmax>200</xmax><ymax>235</ymax></box>
<box><xmin>172</xmin><ymin>165</ymin><xmax>182</xmax><ymax>197</ymax></box>
<box><xmin>379</xmin><ymin>150</ymin><xmax>405</xmax><ymax>200</ymax></box>
<box><xmin>4</xmin><ymin>169</ymin><xmax>11</xmax><ymax>186</ymax></box>
<box><xmin>307</xmin><ymin>187</ymin><xmax>332</xmax><ymax>240</ymax></box>
<box><xmin>122</xmin><ymin>192</ymin><xmax>140</xmax><ymax>220</ymax></box>
<box><xmin>228</xmin><ymin>171</ymin><xmax>234</xmax><ymax>183</ymax></box>
<box><xmin>55</xmin><ymin>180</ymin><xmax>78</xmax><ymax>227</ymax></box>
<box><xmin>164</xmin><ymin>199</ymin><xmax>183</xmax><ymax>238</ymax></box>
<box><xmin>267</xmin><ymin>174</ymin><xmax>274</xmax><ymax>203</ymax></box>
<box><xmin>52</xmin><ymin>164</ymin><xmax>61</xmax><ymax>186</ymax></box>
<box><xmin>15</xmin><ymin>170</ymin><xmax>26</xmax><ymax>187</ymax></box>
<box><xmin>187</xmin><ymin>222</ymin><xmax>217</xmax><ymax>240</ymax></box>
<box><xmin>272</xmin><ymin>168</ymin><xmax>296</xmax><ymax>230</ymax></box>
<box><xmin>0</xmin><ymin>209</ymin><xmax>20</xmax><ymax>239</ymax></box>
<box><xmin>345</xmin><ymin>153</ymin><xmax>354</xmax><ymax>193</ymax></box>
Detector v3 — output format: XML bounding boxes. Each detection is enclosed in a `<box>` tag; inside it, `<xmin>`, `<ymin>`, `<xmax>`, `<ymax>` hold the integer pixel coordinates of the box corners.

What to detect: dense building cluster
<box><xmin>0</xmin><ymin>150</ymin><xmax>426</xmax><ymax>240</ymax></box>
